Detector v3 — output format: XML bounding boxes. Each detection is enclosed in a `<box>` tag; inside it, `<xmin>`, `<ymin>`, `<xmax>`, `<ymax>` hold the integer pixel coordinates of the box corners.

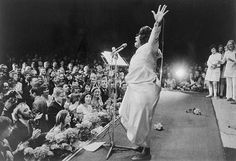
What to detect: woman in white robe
<box><xmin>220</xmin><ymin>40</ymin><xmax>236</xmax><ymax>103</ymax></box>
<box><xmin>119</xmin><ymin>5</ymin><xmax>168</xmax><ymax>160</ymax></box>
<box><xmin>205</xmin><ymin>45</ymin><xmax>221</xmax><ymax>97</ymax></box>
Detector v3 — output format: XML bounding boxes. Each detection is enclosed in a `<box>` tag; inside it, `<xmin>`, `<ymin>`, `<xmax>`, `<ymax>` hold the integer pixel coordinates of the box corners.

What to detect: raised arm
<box><xmin>148</xmin><ymin>5</ymin><xmax>168</xmax><ymax>53</ymax></box>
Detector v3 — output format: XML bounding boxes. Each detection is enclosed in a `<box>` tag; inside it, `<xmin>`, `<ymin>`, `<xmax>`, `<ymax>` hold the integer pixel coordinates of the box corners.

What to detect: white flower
<box><xmin>50</xmin><ymin>143</ymin><xmax>60</xmax><ymax>150</ymax></box>
<box><xmin>54</xmin><ymin>132</ymin><xmax>67</xmax><ymax>143</ymax></box>
<box><xmin>154</xmin><ymin>123</ymin><xmax>163</xmax><ymax>131</ymax></box>
<box><xmin>91</xmin><ymin>126</ymin><xmax>104</xmax><ymax>135</ymax></box>
<box><xmin>45</xmin><ymin>131</ymin><xmax>55</xmax><ymax>142</ymax></box>
<box><xmin>31</xmin><ymin>144</ymin><xmax>53</xmax><ymax>159</ymax></box>
<box><xmin>24</xmin><ymin>147</ymin><xmax>34</xmax><ymax>155</ymax></box>
<box><xmin>47</xmin><ymin>150</ymin><xmax>54</xmax><ymax>156</ymax></box>
<box><xmin>98</xmin><ymin>111</ymin><xmax>107</xmax><ymax>117</ymax></box>
<box><xmin>61</xmin><ymin>143</ymin><xmax>72</xmax><ymax>151</ymax></box>
<box><xmin>76</xmin><ymin>123</ymin><xmax>82</xmax><ymax>129</ymax></box>
<box><xmin>64</xmin><ymin>128</ymin><xmax>79</xmax><ymax>139</ymax></box>
<box><xmin>81</xmin><ymin>120</ymin><xmax>92</xmax><ymax>129</ymax></box>
<box><xmin>193</xmin><ymin>108</ymin><xmax>201</xmax><ymax>115</ymax></box>
<box><xmin>83</xmin><ymin>113</ymin><xmax>100</xmax><ymax>123</ymax></box>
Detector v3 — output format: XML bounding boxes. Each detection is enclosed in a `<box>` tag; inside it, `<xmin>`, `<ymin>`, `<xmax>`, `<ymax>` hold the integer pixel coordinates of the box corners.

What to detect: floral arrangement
<box><xmin>97</xmin><ymin>111</ymin><xmax>111</xmax><ymax>126</ymax></box>
<box><xmin>76</xmin><ymin>120</ymin><xmax>93</xmax><ymax>141</ymax></box>
<box><xmin>23</xmin><ymin>110</ymin><xmax>112</xmax><ymax>160</ymax></box>
<box><xmin>24</xmin><ymin>144</ymin><xmax>54</xmax><ymax>161</ymax></box>
<box><xmin>186</xmin><ymin>107</ymin><xmax>202</xmax><ymax>115</ymax></box>
<box><xmin>83</xmin><ymin>113</ymin><xmax>101</xmax><ymax>126</ymax></box>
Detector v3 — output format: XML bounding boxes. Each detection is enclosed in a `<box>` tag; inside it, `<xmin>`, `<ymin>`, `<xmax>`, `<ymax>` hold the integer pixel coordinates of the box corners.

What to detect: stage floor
<box><xmin>69</xmin><ymin>91</ymin><xmax>227</xmax><ymax>161</ymax></box>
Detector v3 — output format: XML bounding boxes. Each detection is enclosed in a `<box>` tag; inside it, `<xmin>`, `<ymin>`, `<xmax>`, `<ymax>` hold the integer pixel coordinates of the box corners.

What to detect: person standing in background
<box><xmin>221</xmin><ymin>40</ymin><xmax>236</xmax><ymax>104</ymax></box>
<box><xmin>218</xmin><ymin>44</ymin><xmax>226</xmax><ymax>98</ymax></box>
<box><xmin>205</xmin><ymin>45</ymin><xmax>222</xmax><ymax>98</ymax></box>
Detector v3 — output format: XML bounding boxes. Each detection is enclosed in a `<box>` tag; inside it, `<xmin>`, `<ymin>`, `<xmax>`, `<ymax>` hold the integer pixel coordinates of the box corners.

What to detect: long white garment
<box><xmin>205</xmin><ymin>53</ymin><xmax>221</xmax><ymax>82</ymax></box>
<box><xmin>222</xmin><ymin>50</ymin><xmax>236</xmax><ymax>78</ymax></box>
<box><xmin>222</xmin><ymin>50</ymin><xmax>236</xmax><ymax>99</ymax></box>
<box><xmin>119</xmin><ymin>23</ymin><xmax>162</xmax><ymax>147</ymax></box>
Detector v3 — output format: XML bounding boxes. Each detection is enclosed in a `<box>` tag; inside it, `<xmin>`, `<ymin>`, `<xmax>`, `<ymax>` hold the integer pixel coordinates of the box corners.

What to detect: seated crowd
<box><xmin>162</xmin><ymin>63</ymin><xmax>207</xmax><ymax>92</ymax></box>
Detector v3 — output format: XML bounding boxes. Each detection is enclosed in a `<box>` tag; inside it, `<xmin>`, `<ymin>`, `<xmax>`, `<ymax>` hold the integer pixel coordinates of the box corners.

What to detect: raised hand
<box><xmin>34</xmin><ymin>113</ymin><xmax>43</xmax><ymax>121</ymax></box>
<box><xmin>31</xmin><ymin>129</ymin><xmax>41</xmax><ymax>140</ymax></box>
<box><xmin>151</xmin><ymin>4</ymin><xmax>169</xmax><ymax>23</ymax></box>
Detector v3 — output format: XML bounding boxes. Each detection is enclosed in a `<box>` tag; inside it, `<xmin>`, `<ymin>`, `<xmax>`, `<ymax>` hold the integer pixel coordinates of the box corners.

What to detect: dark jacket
<box><xmin>100</xmin><ymin>87</ymin><xmax>109</xmax><ymax>103</ymax></box>
<box><xmin>7</xmin><ymin>120</ymin><xmax>33</xmax><ymax>151</ymax></box>
<box><xmin>47</xmin><ymin>101</ymin><xmax>64</xmax><ymax>129</ymax></box>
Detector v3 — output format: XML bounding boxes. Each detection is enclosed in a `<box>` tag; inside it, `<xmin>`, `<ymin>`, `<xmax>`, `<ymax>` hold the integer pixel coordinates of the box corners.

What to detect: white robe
<box><xmin>221</xmin><ymin>50</ymin><xmax>236</xmax><ymax>99</ymax></box>
<box><xmin>205</xmin><ymin>53</ymin><xmax>221</xmax><ymax>82</ymax></box>
<box><xmin>119</xmin><ymin>23</ymin><xmax>162</xmax><ymax>147</ymax></box>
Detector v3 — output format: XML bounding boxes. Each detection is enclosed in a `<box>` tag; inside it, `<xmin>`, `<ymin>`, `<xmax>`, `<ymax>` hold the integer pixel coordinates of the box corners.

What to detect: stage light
<box><xmin>174</xmin><ymin>67</ymin><xmax>186</xmax><ymax>80</ymax></box>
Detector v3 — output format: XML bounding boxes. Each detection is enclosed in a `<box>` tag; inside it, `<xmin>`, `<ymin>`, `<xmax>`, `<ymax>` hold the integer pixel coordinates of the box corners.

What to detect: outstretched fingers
<box><xmin>161</xmin><ymin>5</ymin><xmax>167</xmax><ymax>13</ymax></box>
<box><xmin>158</xmin><ymin>5</ymin><xmax>161</xmax><ymax>12</ymax></box>
<box><xmin>151</xmin><ymin>10</ymin><xmax>156</xmax><ymax>16</ymax></box>
<box><xmin>163</xmin><ymin>10</ymin><xmax>169</xmax><ymax>16</ymax></box>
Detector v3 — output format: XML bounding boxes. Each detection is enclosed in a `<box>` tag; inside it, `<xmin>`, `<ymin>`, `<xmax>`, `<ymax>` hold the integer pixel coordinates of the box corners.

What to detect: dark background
<box><xmin>0</xmin><ymin>0</ymin><xmax>235</xmax><ymax>64</ymax></box>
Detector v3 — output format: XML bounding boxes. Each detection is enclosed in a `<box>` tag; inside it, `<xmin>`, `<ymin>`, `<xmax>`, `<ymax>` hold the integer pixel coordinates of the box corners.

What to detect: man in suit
<box><xmin>100</xmin><ymin>79</ymin><xmax>109</xmax><ymax>103</ymax></box>
<box><xmin>47</xmin><ymin>87</ymin><xmax>65</xmax><ymax>129</ymax></box>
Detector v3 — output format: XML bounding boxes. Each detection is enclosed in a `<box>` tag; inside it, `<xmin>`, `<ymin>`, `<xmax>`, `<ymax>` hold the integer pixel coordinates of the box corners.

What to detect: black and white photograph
<box><xmin>0</xmin><ymin>0</ymin><xmax>235</xmax><ymax>161</ymax></box>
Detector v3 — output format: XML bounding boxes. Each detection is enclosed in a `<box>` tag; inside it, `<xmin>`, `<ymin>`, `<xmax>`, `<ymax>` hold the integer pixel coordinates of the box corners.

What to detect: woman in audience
<box><xmin>83</xmin><ymin>83</ymin><xmax>92</xmax><ymax>94</ymax></box>
<box><xmin>91</xmin><ymin>87</ymin><xmax>104</xmax><ymax>111</ymax></box>
<box><xmin>76</xmin><ymin>93</ymin><xmax>94</xmax><ymax>115</ymax></box>
<box><xmin>46</xmin><ymin>110</ymin><xmax>71</xmax><ymax>135</ymax></box>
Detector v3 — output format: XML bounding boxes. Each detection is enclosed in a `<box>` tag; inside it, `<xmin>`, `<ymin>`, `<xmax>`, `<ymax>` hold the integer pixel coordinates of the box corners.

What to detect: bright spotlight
<box><xmin>175</xmin><ymin>67</ymin><xmax>186</xmax><ymax>80</ymax></box>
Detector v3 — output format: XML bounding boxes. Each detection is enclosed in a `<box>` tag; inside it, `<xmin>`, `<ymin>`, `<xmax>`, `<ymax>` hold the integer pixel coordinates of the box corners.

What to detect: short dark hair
<box><xmin>31</xmin><ymin>87</ymin><xmax>42</xmax><ymax>96</ymax></box>
<box><xmin>0</xmin><ymin>116</ymin><xmax>12</xmax><ymax>133</ymax></box>
<box><xmin>137</xmin><ymin>26</ymin><xmax>152</xmax><ymax>45</ymax></box>
<box><xmin>209</xmin><ymin>44</ymin><xmax>217</xmax><ymax>50</ymax></box>
<box><xmin>218</xmin><ymin>44</ymin><xmax>224</xmax><ymax>48</ymax></box>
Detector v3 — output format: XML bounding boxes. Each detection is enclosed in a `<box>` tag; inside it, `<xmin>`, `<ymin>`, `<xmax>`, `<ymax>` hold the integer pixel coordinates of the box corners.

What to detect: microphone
<box><xmin>112</xmin><ymin>43</ymin><xmax>127</xmax><ymax>53</ymax></box>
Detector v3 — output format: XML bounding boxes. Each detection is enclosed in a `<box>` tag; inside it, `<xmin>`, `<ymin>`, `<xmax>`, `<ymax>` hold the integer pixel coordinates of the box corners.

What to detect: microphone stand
<box><xmin>103</xmin><ymin>50</ymin><xmax>136</xmax><ymax>160</ymax></box>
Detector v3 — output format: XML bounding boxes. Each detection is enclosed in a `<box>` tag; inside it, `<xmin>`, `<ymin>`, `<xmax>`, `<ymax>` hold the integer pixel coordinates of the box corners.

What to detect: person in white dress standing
<box><xmin>119</xmin><ymin>5</ymin><xmax>168</xmax><ymax>161</ymax></box>
<box><xmin>220</xmin><ymin>40</ymin><xmax>236</xmax><ymax>103</ymax></box>
<box><xmin>205</xmin><ymin>45</ymin><xmax>222</xmax><ymax>98</ymax></box>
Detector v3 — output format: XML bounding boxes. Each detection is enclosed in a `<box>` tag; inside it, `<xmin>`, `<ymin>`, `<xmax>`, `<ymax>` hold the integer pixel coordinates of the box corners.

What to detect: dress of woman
<box><xmin>205</xmin><ymin>53</ymin><xmax>221</xmax><ymax>82</ymax></box>
<box><xmin>221</xmin><ymin>50</ymin><xmax>236</xmax><ymax>100</ymax></box>
<box><xmin>119</xmin><ymin>22</ymin><xmax>162</xmax><ymax>147</ymax></box>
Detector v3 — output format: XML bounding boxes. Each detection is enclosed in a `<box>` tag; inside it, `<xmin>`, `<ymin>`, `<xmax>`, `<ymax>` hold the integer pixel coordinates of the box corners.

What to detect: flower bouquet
<box><xmin>83</xmin><ymin>113</ymin><xmax>101</xmax><ymax>128</ymax></box>
<box><xmin>76</xmin><ymin>120</ymin><xmax>93</xmax><ymax>141</ymax></box>
<box><xmin>24</xmin><ymin>144</ymin><xmax>54</xmax><ymax>161</ymax></box>
<box><xmin>24</xmin><ymin>110</ymin><xmax>113</xmax><ymax>161</ymax></box>
<box><xmin>98</xmin><ymin>111</ymin><xmax>111</xmax><ymax>127</ymax></box>
<box><xmin>43</xmin><ymin>127</ymin><xmax>80</xmax><ymax>160</ymax></box>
